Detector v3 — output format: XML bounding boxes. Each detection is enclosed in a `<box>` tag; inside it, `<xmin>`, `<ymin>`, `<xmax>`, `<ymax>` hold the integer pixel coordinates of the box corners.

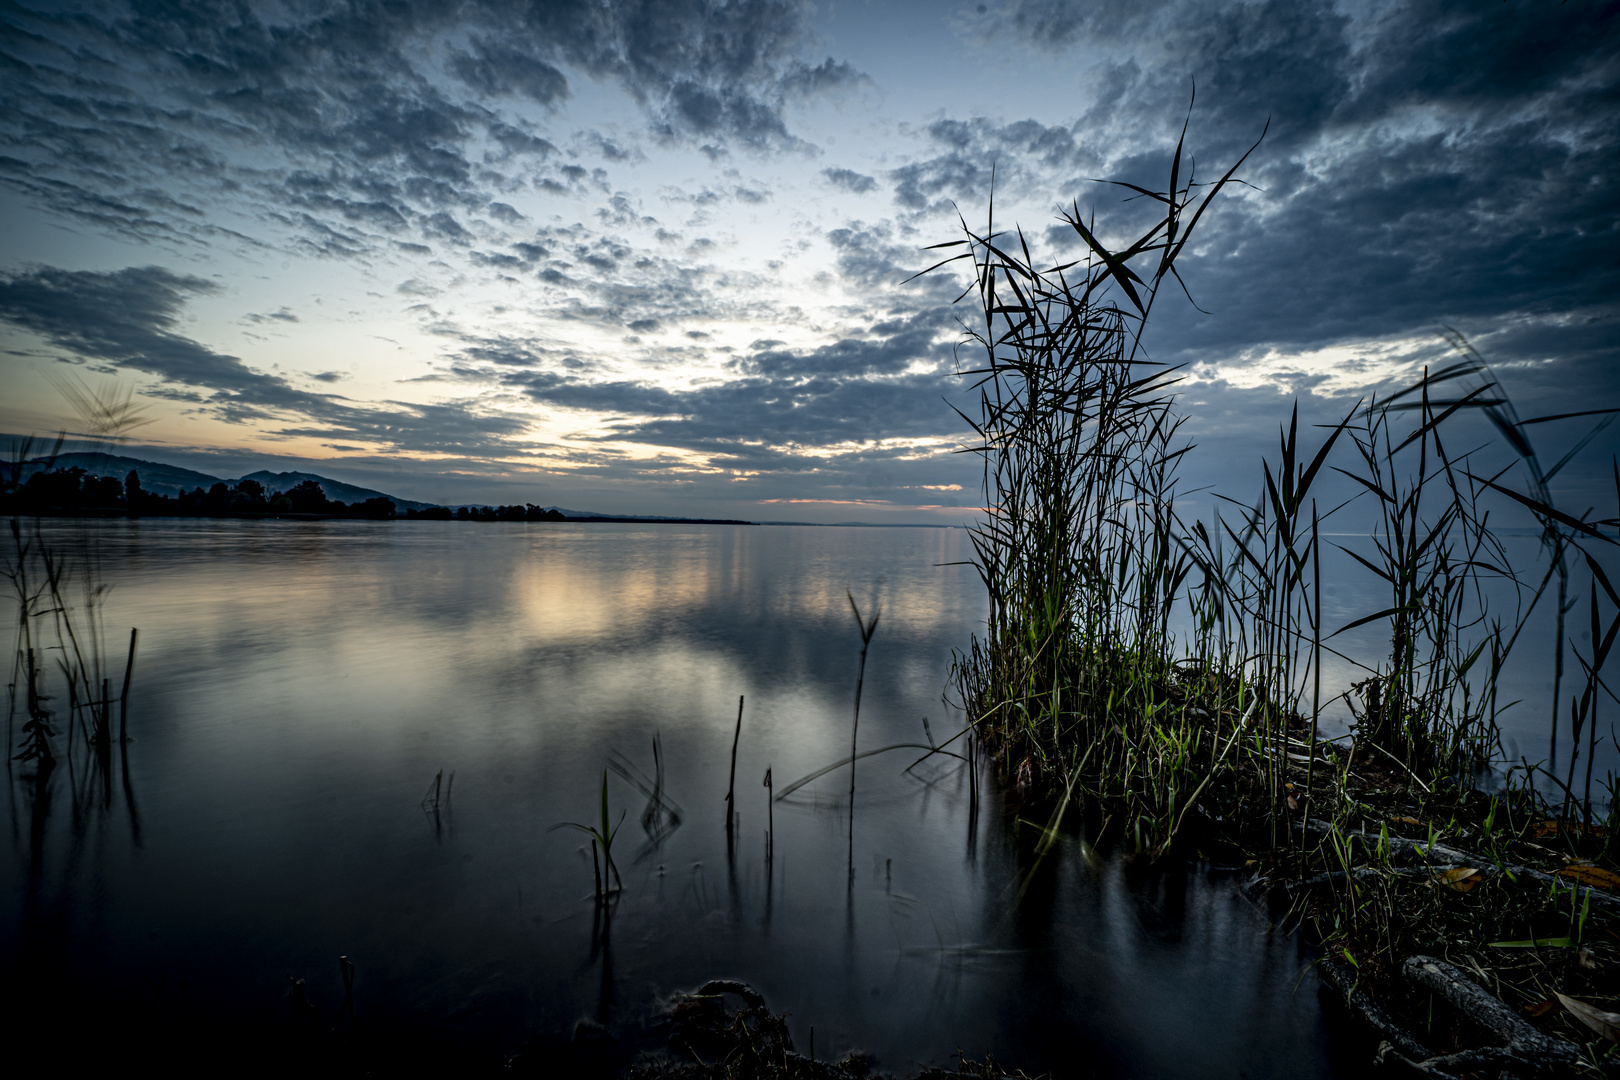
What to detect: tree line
<box><xmin>0</xmin><ymin>466</ymin><xmax>574</xmax><ymax>522</ymax></box>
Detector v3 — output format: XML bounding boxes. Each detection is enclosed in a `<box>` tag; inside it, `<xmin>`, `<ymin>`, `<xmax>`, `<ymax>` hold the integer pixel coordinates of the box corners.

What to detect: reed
<box><xmin>553</xmin><ymin>770</ymin><xmax>625</xmax><ymax>899</ymax></box>
<box><xmin>845</xmin><ymin>591</ymin><xmax>879</xmax><ymax>874</ymax></box>
<box><xmin>5</xmin><ymin>379</ymin><xmax>150</xmax><ymax>812</ymax></box>
<box><xmin>929</xmin><ymin>110</ymin><xmax>1263</xmax><ymax>853</ymax></box>
<box><xmin>930</xmin><ymin>113</ymin><xmax>1620</xmax><ymax>862</ymax></box>
<box><xmin>921</xmin><ymin>114</ymin><xmax>1620</xmax><ymax>1056</ymax></box>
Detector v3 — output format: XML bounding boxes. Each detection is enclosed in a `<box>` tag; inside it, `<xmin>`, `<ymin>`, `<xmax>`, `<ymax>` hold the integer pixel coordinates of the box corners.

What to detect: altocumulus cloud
<box><xmin>0</xmin><ymin>0</ymin><xmax>862</xmax><ymax>258</ymax></box>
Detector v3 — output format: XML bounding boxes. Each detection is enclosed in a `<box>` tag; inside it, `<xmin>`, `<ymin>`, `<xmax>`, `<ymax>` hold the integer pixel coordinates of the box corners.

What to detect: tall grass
<box><xmin>933</xmin><ymin>115</ymin><xmax>1265</xmax><ymax>852</ymax></box>
<box><xmin>5</xmin><ymin>379</ymin><xmax>150</xmax><ymax>841</ymax></box>
<box><xmin>934</xmin><ymin>120</ymin><xmax>1620</xmax><ymax>857</ymax></box>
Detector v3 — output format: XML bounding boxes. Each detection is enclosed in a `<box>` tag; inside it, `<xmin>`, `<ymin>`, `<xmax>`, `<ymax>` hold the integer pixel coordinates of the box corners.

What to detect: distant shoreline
<box><xmin>5</xmin><ymin>454</ymin><xmax>963</xmax><ymax>527</ymax></box>
<box><xmin>0</xmin><ymin>509</ymin><xmax>965</xmax><ymax>528</ymax></box>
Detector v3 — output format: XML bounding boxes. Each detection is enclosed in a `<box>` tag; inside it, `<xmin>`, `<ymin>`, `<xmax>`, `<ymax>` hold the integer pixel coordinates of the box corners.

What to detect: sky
<box><xmin>1</xmin><ymin>0</ymin><xmax>1616</xmax><ymax>521</ymax></box>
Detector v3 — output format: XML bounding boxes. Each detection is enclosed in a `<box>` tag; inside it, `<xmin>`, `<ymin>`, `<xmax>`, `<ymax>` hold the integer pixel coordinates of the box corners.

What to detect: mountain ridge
<box><xmin>12</xmin><ymin>452</ymin><xmax>945</xmax><ymax>526</ymax></box>
<box><xmin>16</xmin><ymin>452</ymin><xmax>438</xmax><ymax>511</ymax></box>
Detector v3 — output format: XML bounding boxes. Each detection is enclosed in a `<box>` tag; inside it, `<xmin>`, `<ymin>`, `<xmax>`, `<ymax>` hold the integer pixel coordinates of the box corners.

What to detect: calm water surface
<box><xmin>2</xmin><ymin>519</ymin><xmax>1360</xmax><ymax>1075</ymax></box>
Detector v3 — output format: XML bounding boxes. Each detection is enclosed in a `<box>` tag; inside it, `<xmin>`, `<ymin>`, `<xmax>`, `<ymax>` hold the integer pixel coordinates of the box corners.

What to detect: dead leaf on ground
<box><xmin>1433</xmin><ymin>867</ymin><xmax>1482</xmax><ymax>892</ymax></box>
<box><xmin>1557</xmin><ymin>864</ymin><xmax>1620</xmax><ymax>892</ymax></box>
<box><xmin>1535</xmin><ymin>819</ymin><xmax>1609</xmax><ymax>840</ymax></box>
<box><xmin>1556</xmin><ymin>993</ymin><xmax>1620</xmax><ymax>1042</ymax></box>
<box><xmin>1524</xmin><ymin>998</ymin><xmax>1559</xmax><ymax>1018</ymax></box>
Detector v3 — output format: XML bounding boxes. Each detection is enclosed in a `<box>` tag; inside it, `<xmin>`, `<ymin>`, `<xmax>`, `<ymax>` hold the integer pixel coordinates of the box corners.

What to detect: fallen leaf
<box><xmin>1434</xmin><ymin>867</ymin><xmax>1482</xmax><ymax>893</ymax></box>
<box><xmin>1524</xmin><ymin>998</ymin><xmax>1559</xmax><ymax>1018</ymax></box>
<box><xmin>1535</xmin><ymin>819</ymin><xmax>1610</xmax><ymax>840</ymax></box>
<box><xmin>1557</xmin><ymin>865</ymin><xmax>1620</xmax><ymax>892</ymax></box>
<box><xmin>1557</xmin><ymin>992</ymin><xmax>1620</xmax><ymax>1042</ymax></box>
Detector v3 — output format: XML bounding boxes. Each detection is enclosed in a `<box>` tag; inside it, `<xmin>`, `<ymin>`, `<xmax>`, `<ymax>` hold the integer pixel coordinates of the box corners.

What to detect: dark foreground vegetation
<box><xmin>923</xmin><ymin>115</ymin><xmax>1620</xmax><ymax>1075</ymax></box>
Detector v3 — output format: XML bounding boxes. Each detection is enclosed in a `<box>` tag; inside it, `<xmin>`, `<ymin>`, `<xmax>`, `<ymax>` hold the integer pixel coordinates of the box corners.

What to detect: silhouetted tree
<box><xmin>285</xmin><ymin>479</ymin><xmax>330</xmax><ymax>513</ymax></box>
<box><xmin>228</xmin><ymin>479</ymin><xmax>268</xmax><ymax>513</ymax></box>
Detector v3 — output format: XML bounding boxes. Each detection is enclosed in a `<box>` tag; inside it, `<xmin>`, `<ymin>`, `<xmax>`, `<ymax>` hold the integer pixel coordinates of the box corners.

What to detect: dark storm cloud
<box><xmin>944</xmin><ymin>0</ymin><xmax>1620</xmax><ymax>413</ymax></box>
<box><xmin>0</xmin><ymin>264</ymin><xmax>528</xmax><ymax>456</ymax></box>
<box><xmin>0</xmin><ymin>0</ymin><xmax>858</xmax><ymax>254</ymax></box>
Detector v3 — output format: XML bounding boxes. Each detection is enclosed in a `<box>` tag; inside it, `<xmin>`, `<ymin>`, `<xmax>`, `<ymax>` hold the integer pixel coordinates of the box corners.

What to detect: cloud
<box><xmin>0</xmin><ymin>0</ymin><xmax>863</xmax><ymax>258</ymax></box>
<box><xmin>486</xmin><ymin>202</ymin><xmax>526</xmax><ymax>225</ymax></box>
<box><xmin>968</xmin><ymin>0</ymin><xmax>1174</xmax><ymax>48</ymax></box>
<box><xmin>889</xmin><ymin>116</ymin><xmax>1098</xmax><ymax>214</ymax></box>
<box><xmin>417</xmin><ymin>278</ymin><xmax>972</xmax><ymax>497</ymax></box>
<box><xmin>822</xmin><ymin>167</ymin><xmax>877</xmax><ymax>195</ymax></box>
<box><xmin>909</xmin><ymin>0</ymin><xmax>1620</xmax><ymax>417</ymax></box>
<box><xmin>449</xmin><ymin>39</ymin><xmax>571</xmax><ymax>106</ymax></box>
<box><xmin>0</xmin><ymin>264</ymin><xmax>532</xmax><ymax>456</ymax></box>
<box><xmin>244</xmin><ymin>307</ymin><xmax>299</xmax><ymax>325</ymax></box>
<box><xmin>779</xmin><ymin>57</ymin><xmax>868</xmax><ymax>98</ymax></box>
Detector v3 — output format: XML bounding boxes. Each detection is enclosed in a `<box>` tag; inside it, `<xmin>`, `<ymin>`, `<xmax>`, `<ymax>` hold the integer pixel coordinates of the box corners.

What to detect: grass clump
<box><xmin>930</xmin><ymin>114</ymin><xmax>1271</xmax><ymax>854</ymax></box>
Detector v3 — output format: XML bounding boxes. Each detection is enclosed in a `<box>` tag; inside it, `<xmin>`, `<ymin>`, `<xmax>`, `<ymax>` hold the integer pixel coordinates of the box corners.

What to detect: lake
<box><xmin>5</xmin><ymin>518</ymin><xmax>1383</xmax><ymax>1074</ymax></box>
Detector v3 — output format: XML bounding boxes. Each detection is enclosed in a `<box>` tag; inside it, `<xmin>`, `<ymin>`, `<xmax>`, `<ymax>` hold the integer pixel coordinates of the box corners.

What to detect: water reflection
<box><xmin>2</xmin><ymin>519</ymin><xmax>1361</xmax><ymax>1075</ymax></box>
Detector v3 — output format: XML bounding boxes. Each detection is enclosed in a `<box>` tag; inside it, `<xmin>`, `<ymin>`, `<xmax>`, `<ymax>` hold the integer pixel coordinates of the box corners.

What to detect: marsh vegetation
<box><xmin>926</xmin><ymin>121</ymin><xmax>1620</xmax><ymax>1073</ymax></box>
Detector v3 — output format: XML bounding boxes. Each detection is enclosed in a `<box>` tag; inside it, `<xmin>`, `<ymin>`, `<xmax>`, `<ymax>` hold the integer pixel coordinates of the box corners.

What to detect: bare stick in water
<box><xmin>725</xmin><ymin>695</ymin><xmax>744</xmax><ymax>839</ymax></box>
<box><xmin>763</xmin><ymin>766</ymin><xmax>773</xmax><ymax>860</ymax></box>
<box><xmin>846</xmin><ymin>590</ymin><xmax>880</xmax><ymax>875</ymax></box>
<box><xmin>118</xmin><ymin>627</ymin><xmax>137</xmax><ymax>747</ymax></box>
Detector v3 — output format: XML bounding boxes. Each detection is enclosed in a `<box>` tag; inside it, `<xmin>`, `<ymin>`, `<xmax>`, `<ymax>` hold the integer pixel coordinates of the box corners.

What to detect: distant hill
<box><xmin>17</xmin><ymin>452</ymin><xmax>436</xmax><ymax>511</ymax></box>
<box><xmin>15</xmin><ymin>452</ymin><xmax>759</xmax><ymax>522</ymax></box>
<box><xmin>236</xmin><ymin>470</ymin><xmax>438</xmax><ymax>512</ymax></box>
<box><xmin>17</xmin><ymin>452</ymin><xmax>223</xmax><ymax>498</ymax></box>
